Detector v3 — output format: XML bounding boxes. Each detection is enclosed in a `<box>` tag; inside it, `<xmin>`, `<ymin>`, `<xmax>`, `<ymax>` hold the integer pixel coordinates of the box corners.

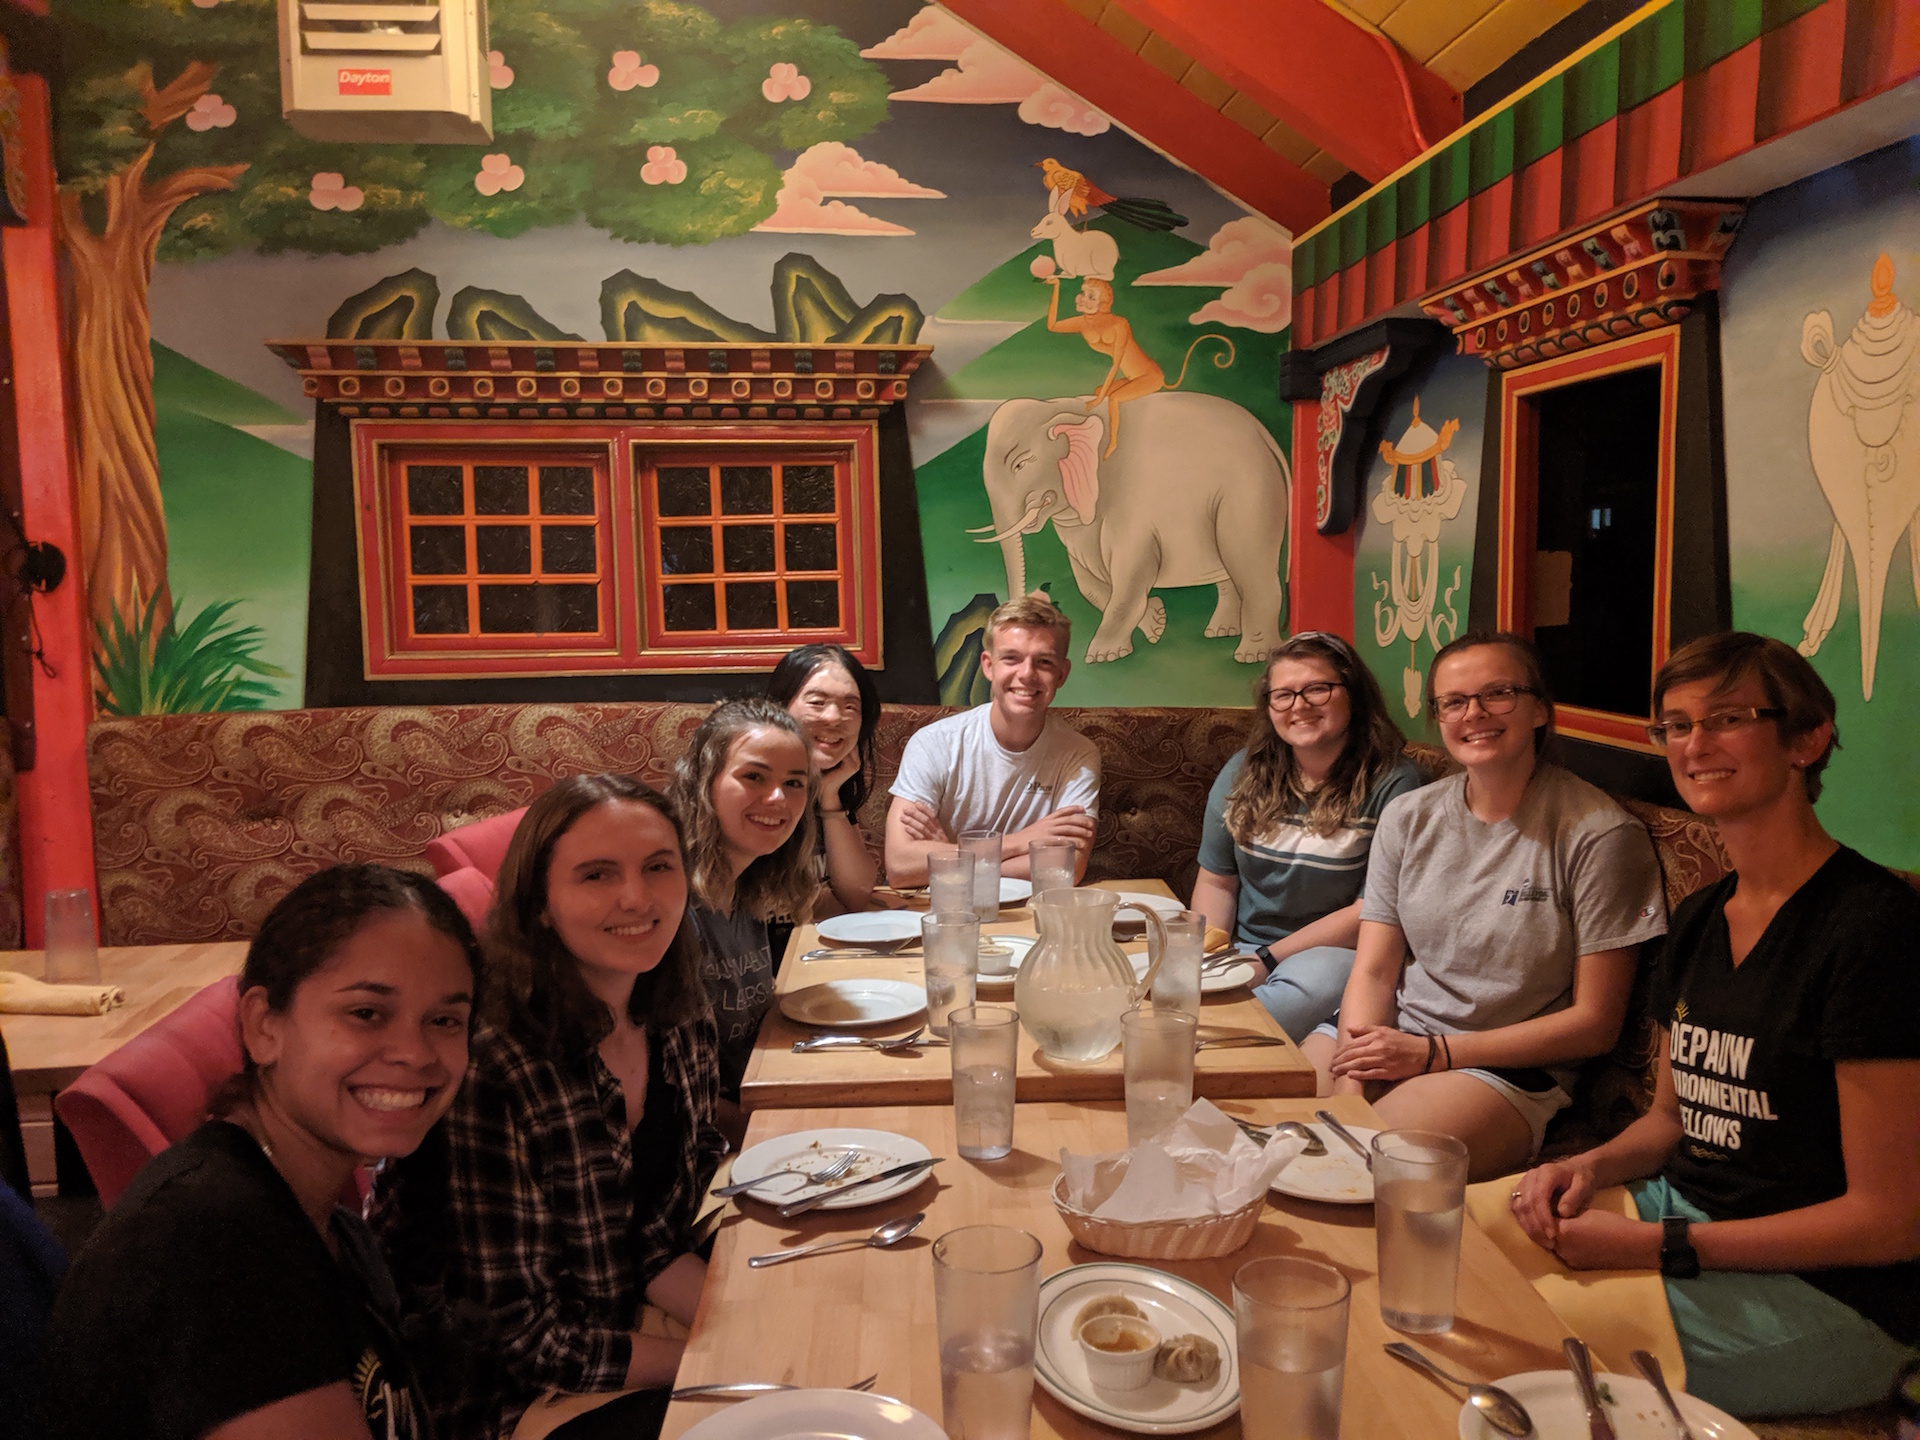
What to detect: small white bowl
<box><xmin>976</xmin><ymin>941</ymin><xmax>1015</xmax><ymax>977</ymax></box>
<box><xmin>1077</xmin><ymin>1314</ymin><xmax>1161</xmax><ymax>1391</ymax></box>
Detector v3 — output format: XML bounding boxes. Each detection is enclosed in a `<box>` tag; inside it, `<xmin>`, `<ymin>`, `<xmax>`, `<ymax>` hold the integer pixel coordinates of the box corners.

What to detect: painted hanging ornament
<box><xmin>1370</xmin><ymin>397</ymin><xmax>1467</xmax><ymax>716</ymax></box>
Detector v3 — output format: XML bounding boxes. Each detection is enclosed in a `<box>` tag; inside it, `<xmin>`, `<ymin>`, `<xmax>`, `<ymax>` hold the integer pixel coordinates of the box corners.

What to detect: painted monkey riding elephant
<box><xmin>973</xmin><ymin>391</ymin><xmax>1290</xmax><ymax>663</ymax></box>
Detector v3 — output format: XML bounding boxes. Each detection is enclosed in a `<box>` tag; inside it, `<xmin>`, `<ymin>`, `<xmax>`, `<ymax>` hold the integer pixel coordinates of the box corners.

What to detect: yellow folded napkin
<box><xmin>1203</xmin><ymin>924</ymin><xmax>1231</xmax><ymax>953</ymax></box>
<box><xmin>0</xmin><ymin>969</ymin><xmax>125</xmax><ymax>1016</ymax></box>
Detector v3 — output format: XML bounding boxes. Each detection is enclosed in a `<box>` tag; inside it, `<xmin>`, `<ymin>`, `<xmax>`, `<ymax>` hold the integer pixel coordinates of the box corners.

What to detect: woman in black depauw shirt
<box><xmin>41</xmin><ymin>866</ymin><xmax>483</xmax><ymax>1440</ymax></box>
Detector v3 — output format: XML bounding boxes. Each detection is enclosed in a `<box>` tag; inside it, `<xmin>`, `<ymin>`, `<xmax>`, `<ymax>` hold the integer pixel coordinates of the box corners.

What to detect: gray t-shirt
<box><xmin>1198</xmin><ymin>752</ymin><xmax>1425</xmax><ymax>946</ymax></box>
<box><xmin>1362</xmin><ymin>763</ymin><xmax>1668</xmax><ymax>1092</ymax></box>
<box><xmin>890</xmin><ymin>705</ymin><xmax>1100</xmax><ymax>838</ymax></box>
<box><xmin>689</xmin><ymin>904</ymin><xmax>772</xmax><ymax>1100</ymax></box>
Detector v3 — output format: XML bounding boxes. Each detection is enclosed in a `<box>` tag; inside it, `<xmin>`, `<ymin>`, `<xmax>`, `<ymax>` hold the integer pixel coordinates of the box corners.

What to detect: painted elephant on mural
<box><xmin>972</xmin><ymin>391</ymin><xmax>1289</xmax><ymax>663</ymax></box>
<box><xmin>1797</xmin><ymin>253</ymin><xmax>1920</xmax><ymax>700</ymax></box>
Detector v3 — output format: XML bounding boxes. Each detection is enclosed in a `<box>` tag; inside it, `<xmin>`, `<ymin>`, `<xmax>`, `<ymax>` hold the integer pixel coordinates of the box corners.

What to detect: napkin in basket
<box><xmin>1059</xmin><ymin>1098</ymin><xmax>1305</xmax><ymax>1222</ymax></box>
<box><xmin>0</xmin><ymin>969</ymin><xmax>125</xmax><ymax>1016</ymax></box>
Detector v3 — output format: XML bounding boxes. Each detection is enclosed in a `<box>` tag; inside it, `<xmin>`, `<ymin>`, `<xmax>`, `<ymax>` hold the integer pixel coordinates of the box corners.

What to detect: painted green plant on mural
<box><xmin>93</xmin><ymin>592</ymin><xmax>291</xmax><ymax>716</ymax></box>
<box><xmin>51</xmin><ymin>0</ymin><xmax>889</xmax><ymax>652</ymax></box>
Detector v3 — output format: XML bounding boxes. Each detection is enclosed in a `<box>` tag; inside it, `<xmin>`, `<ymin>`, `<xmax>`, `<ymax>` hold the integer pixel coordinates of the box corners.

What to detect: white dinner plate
<box><xmin>680</xmin><ymin>1388</ymin><xmax>943</xmax><ymax>1439</ymax></box>
<box><xmin>1457</xmin><ymin>1371</ymin><xmax>1759</xmax><ymax>1440</ymax></box>
<box><xmin>1108</xmin><ymin>891</ymin><xmax>1187</xmax><ymax>919</ymax></box>
<box><xmin>973</xmin><ymin>933</ymin><xmax>1037</xmax><ymax>990</ymax></box>
<box><xmin>728</xmin><ymin>1128</ymin><xmax>935</xmax><ymax>1211</ymax></box>
<box><xmin>1035</xmin><ymin>1262</ymin><xmax>1240</xmax><ymax>1435</ymax></box>
<box><xmin>815</xmin><ymin>911</ymin><xmax>923</xmax><ymax>947</ymax></box>
<box><xmin>1268</xmin><ymin>1123</ymin><xmax>1377</xmax><ymax>1204</ymax></box>
<box><xmin>1000</xmin><ymin>877</ymin><xmax>1034</xmax><ymax>906</ymax></box>
<box><xmin>1201</xmin><ymin>960</ymin><xmax>1260</xmax><ymax>994</ymax></box>
<box><xmin>780</xmin><ymin>979</ymin><xmax>925</xmax><ymax>1029</ymax></box>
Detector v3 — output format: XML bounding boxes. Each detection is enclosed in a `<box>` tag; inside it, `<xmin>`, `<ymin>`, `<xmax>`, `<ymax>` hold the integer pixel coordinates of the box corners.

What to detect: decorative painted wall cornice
<box><xmin>1288</xmin><ymin>0</ymin><xmax>1917</xmax><ymax>350</ymax></box>
<box><xmin>1423</xmin><ymin>198</ymin><xmax>1743</xmax><ymax>368</ymax></box>
<box><xmin>267</xmin><ymin>340</ymin><xmax>932</xmax><ymax>422</ymax></box>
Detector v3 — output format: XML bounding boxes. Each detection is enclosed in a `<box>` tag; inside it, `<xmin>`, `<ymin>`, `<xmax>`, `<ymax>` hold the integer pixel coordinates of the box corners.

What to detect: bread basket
<box><xmin>1051</xmin><ymin>1174</ymin><xmax>1264</xmax><ymax>1260</ymax></box>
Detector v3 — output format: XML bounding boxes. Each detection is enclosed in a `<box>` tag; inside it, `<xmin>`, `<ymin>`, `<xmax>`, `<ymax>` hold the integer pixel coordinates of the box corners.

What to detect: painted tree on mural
<box><xmin>51</xmin><ymin>0</ymin><xmax>889</xmax><ymax>642</ymax></box>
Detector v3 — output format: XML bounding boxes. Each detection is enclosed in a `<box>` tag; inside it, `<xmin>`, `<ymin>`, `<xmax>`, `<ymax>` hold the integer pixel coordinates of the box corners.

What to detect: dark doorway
<box><xmin>1528</xmin><ymin>366</ymin><xmax>1663</xmax><ymax>717</ymax></box>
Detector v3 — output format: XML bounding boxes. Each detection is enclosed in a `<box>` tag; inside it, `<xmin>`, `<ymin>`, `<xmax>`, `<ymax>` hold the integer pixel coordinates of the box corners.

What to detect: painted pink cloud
<box><xmin>753</xmin><ymin>172</ymin><xmax>913</xmax><ymax>235</ymax></box>
<box><xmin>762</xmin><ymin>62</ymin><xmax>812</xmax><ymax>103</ymax></box>
<box><xmin>309</xmin><ymin>173</ymin><xmax>364</xmax><ymax>212</ymax></box>
<box><xmin>474</xmin><ymin>153</ymin><xmax>525</xmax><ymax>197</ymax></box>
<box><xmin>890</xmin><ymin>39</ymin><xmax>1043</xmax><ymax>104</ymax></box>
<box><xmin>1189</xmin><ymin>261</ymin><xmax>1293</xmax><ymax>332</ymax></box>
<box><xmin>185</xmin><ymin>92</ymin><xmax>236</xmax><ymax>131</ymax></box>
<box><xmin>860</xmin><ymin>6</ymin><xmax>978</xmax><ymax>60</ymax></box>
<box><xmin>641</xmin><ymin>145</ymin><xmax>688</xmax><ymax>185</ymax></box>
<box><xmin>608</xmin><ymin>51</ymin><xmax>659</xmax><ymax>91</ymax></box>
<box><xmin>1135</xmin><ymin>216</ymin><xmax>1292</xmax><ymax>286</ymax></box>
<box><xmin>1017</xmin><ymin>82</ymin><xmax>1108</xmax><ymax>136</ymax></box>
<box><xmin>787</xmin><ymin>142</ymin><xmax>944</xmax><ymax>198</ymax></box>
<box><xmin>488</xmin><ymin>49</ymin><xmax>514</xmax><ymax>89</ymax></box>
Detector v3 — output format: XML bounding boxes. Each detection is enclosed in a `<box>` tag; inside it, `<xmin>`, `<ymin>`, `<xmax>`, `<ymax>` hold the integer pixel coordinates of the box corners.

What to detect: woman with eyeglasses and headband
<box><xmin>1191</xmin><ymin>632</ymin><xmax>1423</xmax><ymax>1039</ymax></box>
<box><xmin>1507</xmin><ymin>634</ymin><xmax>1919</xmax><ymax>1417</ymax></box>
<box><xmin>1302</xmin><ymin>630</ymin><xmax>1668</xmax><ymax>1180</ymax></box>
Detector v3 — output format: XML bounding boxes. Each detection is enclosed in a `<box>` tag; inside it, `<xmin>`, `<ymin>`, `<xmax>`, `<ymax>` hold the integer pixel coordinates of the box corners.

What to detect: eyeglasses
<box><xmin>1644</xmin><ymin>707</ymin><xmax>1784</xmax><ymax>747</ymax></box>
<box><xmin>1432</xmin><ymin>684</ymin><xmax>1536</xmax><ymax>721</ymax></box>
<box><xmin>1266</xmin><ymin>681</ymin><xmax>1346</xmax><ymax>710</ymax></box>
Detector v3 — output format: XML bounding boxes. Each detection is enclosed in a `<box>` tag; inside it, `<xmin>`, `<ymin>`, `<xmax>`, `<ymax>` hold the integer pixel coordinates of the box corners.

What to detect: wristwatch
<box><xmin>1659</xmin><ymin>1216</ymin><xmax>1699</xmax><ymax>1279</ymax></box>
<box><xmin>1252</xmin><ymin>944</ymin><xmax>1276</xmax><ymax>973</ymax></box>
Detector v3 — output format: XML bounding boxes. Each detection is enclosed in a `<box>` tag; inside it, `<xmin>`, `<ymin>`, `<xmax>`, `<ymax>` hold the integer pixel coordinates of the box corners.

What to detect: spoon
<box><xmin>1383</xmin><ymin>1343</ymin><xmax>1534</xmax><ymax>1437</ymax></box>
<box><xmin>1231</xmin><ymin>1118</ymin><xmax>1327</xmax><ymax>1156</ymax></box>
<box><xmin>747</xmin><ymin>1211</ymin><xmax>926</xmax><ymax>1268</ymax></box>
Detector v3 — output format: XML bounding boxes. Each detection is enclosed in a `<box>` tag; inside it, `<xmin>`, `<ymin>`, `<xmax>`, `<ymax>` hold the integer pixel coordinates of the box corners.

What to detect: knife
<box><xmin>775</xmin><ymin>1158</ymin><xmax>942</xmax><ymax>1218</ymax></box>
<box><xmin>1564</xmin><ymin>1337</ymin><xmax>1618</xmax><ymax>1440</ymax></box>
<box><xmin>1314</xmin><ymin>1109</ymin><xmax>1374</xmax><ymax>1171</ymax></box>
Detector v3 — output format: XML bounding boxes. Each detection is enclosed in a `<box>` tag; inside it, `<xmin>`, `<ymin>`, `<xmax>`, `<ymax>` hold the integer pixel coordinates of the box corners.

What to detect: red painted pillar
<box><xmin>1286</xmin><ymin>398</ymin><xmax>1356</xmax><ymax>639</ymax></box>
<box><xmin>4</xmin><ymin>69</ymin><xmax>100</xmax><ymax>945</ymax></box>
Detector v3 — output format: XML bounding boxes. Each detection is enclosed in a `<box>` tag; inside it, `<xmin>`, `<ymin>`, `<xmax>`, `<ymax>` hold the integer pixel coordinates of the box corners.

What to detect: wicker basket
<box><xmin>1051</xmin><ymin>1175</ymin><xmax>1264</xmax><ymax>1260</ymax></box>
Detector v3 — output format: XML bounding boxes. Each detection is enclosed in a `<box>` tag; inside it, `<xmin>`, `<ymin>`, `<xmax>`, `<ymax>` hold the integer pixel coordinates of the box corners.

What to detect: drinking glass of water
<box><xmin>927</xmin><ymin>849</ymin><xmax>973</xmax><ymax>915</ymax></box>
<box><xmin>1149</xmin><ymin>909</ymin><xmax>1204</xmax><ymax>1019</ymax></box>
<box><xmin>921</xmin><ymin>911</ymin><xmax>979</xmax><ymax>1038</ymax></box>
<box><xmin>44</xmin><ymin>889</ymin><xmax>101</xmax><ymax>987</ymax></box>
<box><xmin>1120</xmin><ymin>1004</ymin><xmax>1196</xmax><ymax>1144</ymax></box>
<box><xmin>933</xmin><ymin>1224</ymin><xmax>1042</xmax><ymax>1440</ymax></box>
<box><xmin>1027</xmin><ymin>840</ymin><xmax>1077</xmax><ymax>898</ymax></box>
<box><xmin>959</xmin><ymin>830</ymin><xmax>1003</xmax><ymax>923</ymax></box>
<box><xmin>1371</xmin><ymin>1129</ymin><xmax>1468</xmax><ymax>1334</ymax></box>
<box><xmin>949</xmin><ymin>1004</ymin><xmax>1018</xmax><ymax>1161</ymax></box>
<box><xmin>1233</xmin><ymin>1256</ymin><xmax>1350</xmax><ymax>1440</ymax></box>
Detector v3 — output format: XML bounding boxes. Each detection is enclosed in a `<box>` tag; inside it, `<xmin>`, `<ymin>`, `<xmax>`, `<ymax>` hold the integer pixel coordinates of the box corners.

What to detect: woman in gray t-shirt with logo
<box><xmin>1303</xmin><ymin>632</ymin><xmax>1668</xmax><ymax>1180</ymax></box>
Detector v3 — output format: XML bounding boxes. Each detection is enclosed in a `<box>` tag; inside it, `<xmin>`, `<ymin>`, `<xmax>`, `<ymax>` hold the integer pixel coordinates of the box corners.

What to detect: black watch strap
<box><xmin>1253</xmin><ymin>945</ymin><xmax>1276</xmax><ymax>972</ymax></box>
<box><xmin>1659</xmin><ymin>1215</ymin><xmax>1699</xmax><ymax>1279</ymax></box>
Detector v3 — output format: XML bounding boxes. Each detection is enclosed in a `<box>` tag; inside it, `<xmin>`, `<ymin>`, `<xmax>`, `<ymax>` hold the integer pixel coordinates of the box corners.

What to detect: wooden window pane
<box><xmin>719</xmin><ymin>466</ymin><xmax>774</xmax><ymax>515</ymax></box>
<box><xmin>784</xmin><ymin>524</ymin><xmax>836</xmax><ymax>572</ymax></box>
<box><xmin>725</xmin><ymin>580</ymin><xmax>779</xmax><ymax>629</ymax></box>
<box><xmin>663</xmin><ymin>583</ymin><xmax>717</xmax><ymax>631</ymax></box>
<box><xmin>782</xmin><ymin>464</ymin><xmax>836</xmax><ymax>515</ymax></box>
<box><xmin>722</xmin><ymin>524</ymin><xmax>775</xmax><ymax>574</ymax></box>
<box><xmin>478</xmin><ymin>585</ymin><xmax>537</xmax><ymax>633</ymax></box>
<box><xmin>412</xmin><ymin>584</ymin><xmax>469</xmax><ymax>634</ymax></box>
<box><xmin>659</xmin><ymin>529</ymin><xmax>713</xmax><ymax>576</ymax></box>
<box><xmin>545</xmin><ymin>584</ymin><xmax>599</xmax><ymax>633</ymax></box>
<box><xmin>476</xmin><ymin>525</ymin><xmax>532</xmax><ymax>575</ymax></box>
<box><xmin>474</xmin><ymin>466</ymin><xmax>530</xmax><ymax>515</ymax></box>
<box><xmin>541</xmin><ymin>525</ymin><xmax>597</xmax><ymax>575</ymax></box>
<box><xmin>539</xmin><ymin>466</ymin><xmax>596</xmax><ymax>515</ymax></box>
<box><xmin>658</xmin><ymin>468</ymin><xmax>711</xmax><ymax>516</ymax></box>
<box><xmin>786</xmin><ymin>579</ymin><xmax>840</xmax><ymax>630</ymax></box>
<box><xmin>410</xmin><ymin>525</ymin><xmax>467</xmax><ymax>575</ymax></box>
<box><xmin>407</xmin><ymin>465</ymin><xmax>465</xmax><ymax>515</ymax></box>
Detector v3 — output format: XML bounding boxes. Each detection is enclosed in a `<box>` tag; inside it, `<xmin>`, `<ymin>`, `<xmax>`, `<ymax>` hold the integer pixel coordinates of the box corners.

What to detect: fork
<box><xmin>670</xmin><ymin>1373</ymin><xmax>880</xmax><ymax>1401</ymax></box>
<box><xmin>792</xmin><ymin>1026</ymin><xmax>930</xmax><ymax>1053</ymax></box>
<box><xmin>713</xmin><ymin>1147</ymin><xmax>859</xmax><ymax>1198</ymax></box>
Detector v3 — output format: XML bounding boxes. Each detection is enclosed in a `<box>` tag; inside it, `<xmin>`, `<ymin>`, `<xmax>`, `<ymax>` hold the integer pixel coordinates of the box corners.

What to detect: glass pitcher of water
<box><xmin>1014</xmin><ymin>889</ymin><xmax>1167</xmax><ymax>1062</ymax></box>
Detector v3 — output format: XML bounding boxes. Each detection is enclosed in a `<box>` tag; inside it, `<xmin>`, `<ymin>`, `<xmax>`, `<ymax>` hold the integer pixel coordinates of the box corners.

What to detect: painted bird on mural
<box><xmin>1035</xmin><ymin>158</ymin><xmax>1187</xmax><ymax>232</ymax></box>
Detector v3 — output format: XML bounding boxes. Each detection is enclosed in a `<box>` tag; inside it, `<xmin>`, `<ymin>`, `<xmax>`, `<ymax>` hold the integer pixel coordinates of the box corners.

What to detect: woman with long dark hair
<box><xmin>1192</xmin><ymin>632</ymin><xmax>1423</xmax><ymax>1040</ymax></box>
<box><xmin>766</xmin><ymin>643</ymin><xmax>880</xmax><ymax>914</ymax></box>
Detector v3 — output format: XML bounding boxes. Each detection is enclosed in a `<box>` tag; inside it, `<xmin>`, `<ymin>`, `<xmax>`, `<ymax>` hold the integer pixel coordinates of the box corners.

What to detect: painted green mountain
<box><xmin>153</xmin><ymin>342</ymin><xmax>303</xmax><ymax>427</ymax></box>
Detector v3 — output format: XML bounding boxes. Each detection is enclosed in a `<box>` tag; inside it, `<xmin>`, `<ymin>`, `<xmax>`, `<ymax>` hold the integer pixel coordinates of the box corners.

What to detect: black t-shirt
<box><xmin>41</xmin><ymin>1121</ymin><xmax>428</xmax><ymax>1440</ymax></box>
<box><xmin>1647</xmin><ymin>847</ymin><xmax>1920</xmax><ymax>1344</ymax></box>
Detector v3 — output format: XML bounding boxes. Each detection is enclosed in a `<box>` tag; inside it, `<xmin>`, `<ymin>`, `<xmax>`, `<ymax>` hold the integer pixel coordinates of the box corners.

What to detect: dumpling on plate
<box><xmin>1073</xmin><ymin>1295</ymin><xmax>1146</xmax><ymax>1337</ymax></box>
<box><xmin>1154</xmin><ymin>1333</ymin><xmax>1221</xmax><ymax>1383</ymax></box>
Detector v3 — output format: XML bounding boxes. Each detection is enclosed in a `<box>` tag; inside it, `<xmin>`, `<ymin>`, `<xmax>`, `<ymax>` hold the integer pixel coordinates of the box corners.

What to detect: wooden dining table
<box><xmin>664</xmin><ymin>1094</ymin><xmax>1575</xmax><ymax>1439</ymax></box>
<box><xmin>0</xmin><ymin>942</ymin><xmax>249</xmax><ymax>1193</ymax></box>
<box><xmin>740</xmin><ymin>880</ymin><xmax>1316</xmax><ymax>1112</ymax></box>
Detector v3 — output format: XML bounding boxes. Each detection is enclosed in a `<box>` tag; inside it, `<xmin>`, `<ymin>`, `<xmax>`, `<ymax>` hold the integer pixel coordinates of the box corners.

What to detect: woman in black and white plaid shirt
<box><xmin>375</xmin><ymin>774</ymin><xmax>727</xmax><ymax>1440</ymax></box>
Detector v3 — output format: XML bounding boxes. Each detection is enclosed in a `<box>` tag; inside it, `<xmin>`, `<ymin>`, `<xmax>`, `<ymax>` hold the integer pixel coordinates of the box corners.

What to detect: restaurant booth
<box><xmin>0</xmin><ymin>0</ymin><xmax>1916</xmax><ymax>1436</ymax></box>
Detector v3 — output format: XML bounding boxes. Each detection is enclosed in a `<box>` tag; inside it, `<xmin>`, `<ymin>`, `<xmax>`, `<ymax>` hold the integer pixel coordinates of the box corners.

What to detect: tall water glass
<box><xmin>949</xmin><ymin>1004</ymin><xmax>1018</xmax><ymax>1161</ymax></box>
<box><xmin>921</xmin><ymin>911</ymin><xmax>979</xmax><ymax>1038</ymax></box>
<box><xmin>1027</xmin><ymin>840</ymin><xmax>1077</xmax><ymax>898</ymax></box>
<box><xmin>1121</xmin><ymin>1004</ymin><xmax>1196</xmax><ymax>1144</ymax></box>
<box><xmin>928</xmin><ymin>848</ymin><xmax>974</xmax><ymax>914</ymax></box>
<box><xmin>1233</xmin><ymin>1256</ymin><xmax>1351</xmax><ymax>1440</ymax></box>
<box><xmin>1149</xmin><ymin>909</ymin><xmax>1204</xmax><ymax>1018</ymax></box>
<box><xmin>1372</xmin><ymin>1129</ymin><xmax>1469</xmax><ymax>1334</ymax></box>
<box><xmin>959</xmin><ymin>830</ymin><xmax>1003</xmax><ymax>923</ymax></box>
<box><xmin>44</xmin><ymin>889</ymin><xmax>101</xmax><ymax>987</ymax></box>
<box><xmin>933</xmin><ymin>1225</ymin><xmax>1042</xmax><ymax>1440</ymax></box>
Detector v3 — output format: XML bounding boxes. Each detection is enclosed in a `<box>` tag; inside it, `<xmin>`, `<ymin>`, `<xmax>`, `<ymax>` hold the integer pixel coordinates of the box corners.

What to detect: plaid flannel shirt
<box><xmin>422</xmin><ymin>1016</ymin><xmax>725</xmax><ymax>1440</ymax></box>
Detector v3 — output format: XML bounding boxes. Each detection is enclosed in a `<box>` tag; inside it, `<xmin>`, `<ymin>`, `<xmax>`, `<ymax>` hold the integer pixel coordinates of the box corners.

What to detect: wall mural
<box><xmin>1720</xmin><ymin>135</ymin><xmax>1918</xmax><ymax>868</ymax></box>
<box><xmin>48</xmin><ymin>0</ymin><xmax>1284</xmax><ymax>712</ymax></box>
<box><xmin>1351</xmin><ymin>352</ymin><xmax>1483</xmax><ymax>735</ymax></box>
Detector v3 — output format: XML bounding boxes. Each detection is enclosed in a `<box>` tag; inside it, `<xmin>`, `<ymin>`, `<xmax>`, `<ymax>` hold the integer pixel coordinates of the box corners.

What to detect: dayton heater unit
<box><xmin>279</xmin><ymin>0</ymin><xmax>491</xmax><ymax>144</ymax></box>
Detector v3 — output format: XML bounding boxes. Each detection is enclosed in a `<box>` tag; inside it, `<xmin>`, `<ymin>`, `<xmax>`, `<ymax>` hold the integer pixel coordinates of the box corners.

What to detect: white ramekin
<box><xmin>1077</xmin><ymin>1314</ymin><xmax>1161</xmax><ymax>1390</ymax></box>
